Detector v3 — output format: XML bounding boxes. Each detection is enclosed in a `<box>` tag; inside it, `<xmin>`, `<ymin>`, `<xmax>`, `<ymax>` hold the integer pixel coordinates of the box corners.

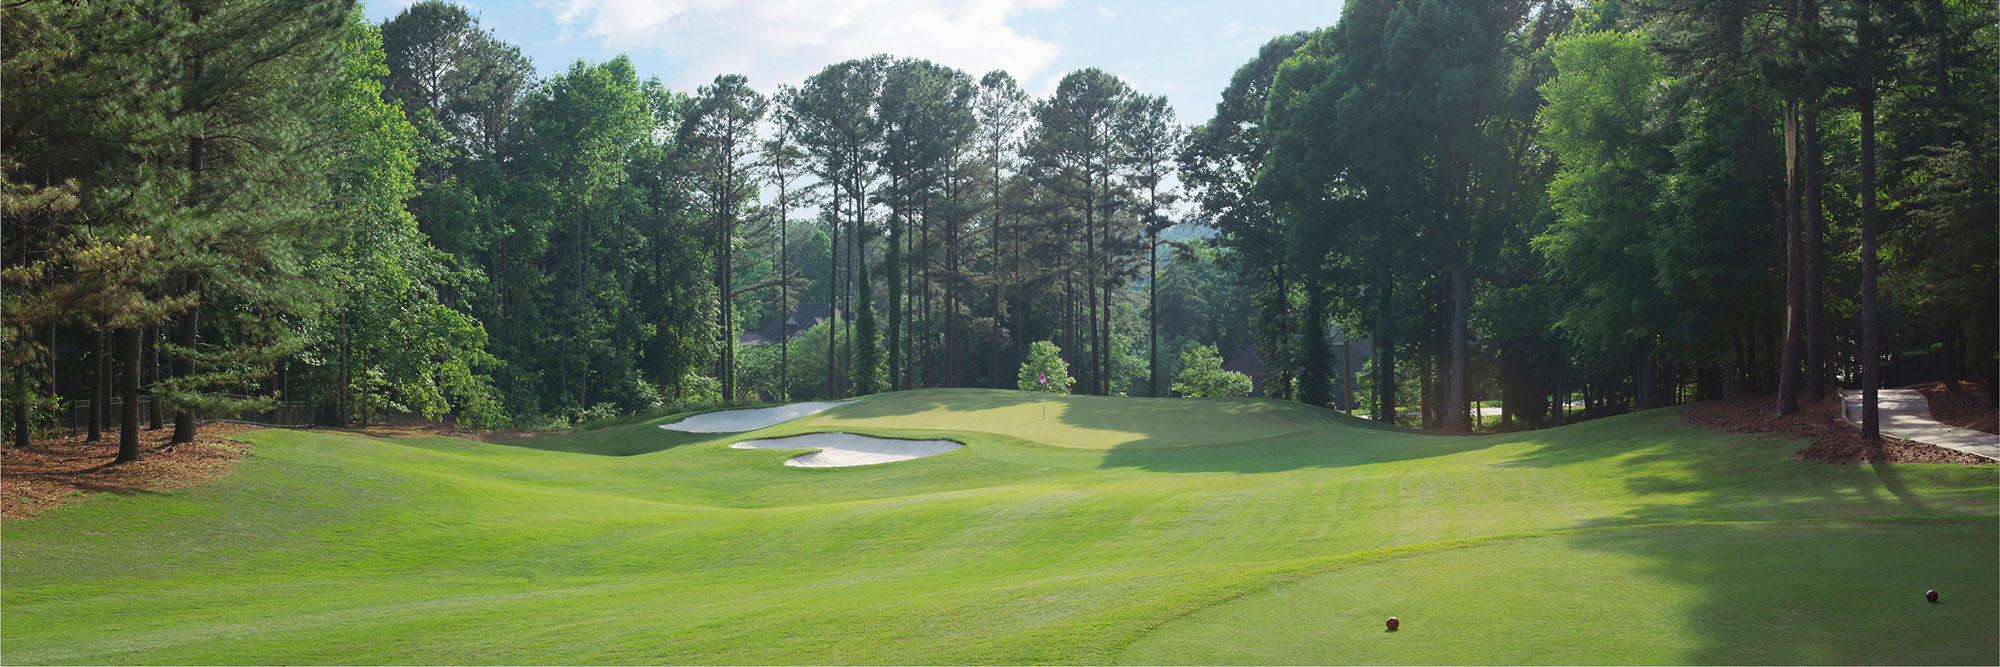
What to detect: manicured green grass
<box><xmin>3</xmin><ymin>388</ymin><xmax>1994</xmax><ymax>664</ymax></box>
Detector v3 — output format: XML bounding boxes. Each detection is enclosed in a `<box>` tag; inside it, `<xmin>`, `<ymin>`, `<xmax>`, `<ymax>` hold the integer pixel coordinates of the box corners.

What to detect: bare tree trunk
<box><xmin>1374</xmin><ymin>255</ymin><xmax>1397</xmax><ymax>423</ymax></box>
<box><xmin>1778</xmin><ymin>89</ymin><xmax>1805</xmax><ymax>414</ymax></box>
<box><xmin>87</xmin><ymin>328</ymin><xmax>104</xmax><ymax>442</ymax></box>
<box><xmin>993</xmin><ymin>167</ymin><xmax>1005</xmax><ymax>390</ymax></box>
<box><xmin>338</xmin><ymin>315</ymin><xmax>350</xmax><ymax>426</ymax></box>
<box><xmin>1342</xmin><ymin>330</ymin><xmax>1354</xmax><ymax>414</ymax></box>
<box><xmin>11</xmin><ymin>347</ymin><xmax>29</xmax><ymax>448</ymax></box>
<box><xmin>1443</xmin><ymin>257</ymin><xmax>1470</xmax><ymax>431</ymax></box>
<box><xmin>1857</xmin><ymin>35</ymin><xmax>1882</xmax><ymax>440</ymax></box>
<box><xmin>828</xmin><ymin>196</ymin><xmax>841</xmax><ymax>399</ymax></box>
<box><xmin>1419</xmin><ymin>352</ymin><xmax>1433</xmax><ymax>429</ymax></box>
<box><xmin>118</xmin><ymin>327</ymin><xmax>141</xmax><ymax>462</ymax></box>
<box><xmin>780</xmin><ymin>192</ymin><xmax>790</xmax><ymax>400</ymax></box>
<box><xmin>1804</xmin><ymin>98</ymin><xmax>1826</xmax><ymax>399</ymax></box>
<box><xmin>1149</xmin><ymin>230</ymin><xmax>1158</xmax><ymax>396</ymax></box>
<box><xmin>148</xmin><ymin>326</ymin><xmax>163</xmax><ymax>429</ymax></box>
<box><xmin>1013</xmin><ymin>206</ymin><xmax>1025</xmax><ymax>374</ymax></box>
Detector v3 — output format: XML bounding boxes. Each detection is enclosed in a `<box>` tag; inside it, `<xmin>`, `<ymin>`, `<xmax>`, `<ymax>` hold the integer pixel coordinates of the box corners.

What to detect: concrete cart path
<box><xmin>1841</xmin><ymin>389</ymin><xmax>2000</xmax><ymax>461</ymax></box>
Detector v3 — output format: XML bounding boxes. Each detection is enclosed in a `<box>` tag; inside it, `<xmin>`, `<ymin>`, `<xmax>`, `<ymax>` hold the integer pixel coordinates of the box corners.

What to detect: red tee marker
<box><xmin>1386</xmin><ymin>616</ymin><xmax>1399</xmax><ymax>632</ymax></box>
<box><xmin>1926</xmin><ymin>589</ymin><xmax>1939</xmax><ymax>603</ymax></box>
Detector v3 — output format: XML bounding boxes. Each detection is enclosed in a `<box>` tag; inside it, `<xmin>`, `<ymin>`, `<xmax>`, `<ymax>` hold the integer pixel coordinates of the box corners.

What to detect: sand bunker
<box><xmin>729</xmin><ymin>432</ymin><xmax>962</xmax><ymax>467</ymax></box>
<box><xmin>661</xmin><ymin>400</ymin><xmax>856</xmax><ymax>433</ymax></box>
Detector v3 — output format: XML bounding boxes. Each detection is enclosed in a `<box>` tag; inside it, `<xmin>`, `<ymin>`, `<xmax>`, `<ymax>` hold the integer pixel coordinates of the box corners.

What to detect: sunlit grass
<box><xmin>2</xmin><ymin>388</ymin><xmax>1993</xmax><ymax>664</ymax></box>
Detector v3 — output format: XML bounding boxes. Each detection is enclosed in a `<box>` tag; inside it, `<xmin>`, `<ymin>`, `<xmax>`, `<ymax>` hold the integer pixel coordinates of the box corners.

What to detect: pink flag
<box><xmin>1038</xmin><ymin>371</ymin><xmax>1047</xmax><ymax>385</ymax></box>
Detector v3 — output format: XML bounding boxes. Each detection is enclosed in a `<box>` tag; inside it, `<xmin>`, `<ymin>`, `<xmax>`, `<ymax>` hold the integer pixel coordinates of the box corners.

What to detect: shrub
<box><xmin>1171</xmin><ymin>343</ymin><xmax>1252</xmax><ymax>398</ymax></box>
<box><xmin>1017</xmin><ymin>340</ymin><xmax>1075</xmax><ymax>394</ymax></box>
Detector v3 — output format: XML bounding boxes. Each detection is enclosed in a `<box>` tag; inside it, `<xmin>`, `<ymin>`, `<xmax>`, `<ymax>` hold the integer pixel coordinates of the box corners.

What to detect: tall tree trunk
<box><xmin>1857</xmin><ymin>34</ymin><xmax>1882</xmax><ymax>440</ymax></box>
<box><xmin>147</xmin><ymin>326</ymin><xmax>162</xmax><ymax>429</ymax></box>
<box><xmin>993</xmin><ymin>166</ymin><xmax>1005</xmax><ymax>390</ymax></box>
<box><xmin>1443</xmin><ymin>257</ymin><xmax>1471</xmax><ymax>432</ymax></box>
<box><xmin>1148</xmin><ymin>230</ymin><xmax>1158</xmax><ymax>396</ymax></box>
<box><xmin>1299</xmin><ymin>284</ymin><xmax>1330</xmax><ymax>406</ymax></box>
<box><xmin>1342</xmin><ymin>330</ymin><xmax>1354</xmax><ymax>413</ymax></box>
<box><xmin>1929</xmin><ymin>0</ymin><xmax>1955</xmax><ymax>387</ymax></box>
<box><xmin>828</xmin><ymin>195</ymin><xmax>841</xmax><ymax>399</ymax></box>
<box><xmin>171</xmin><ymin>288</ymin><xmax>198</xmax><ymax>445</ymax></box>
<box><xmin>1101</xmin><ymin>282</ymin><xmax>1111</xmax><ymax>395</ymax></box>
<box><xmin>1804</xmin><ymin>98</ymin><xmax>1826</xmax><ymax>399</ymax></box>
<box><xmin>11</xmin><ymin>347</ymin><xmax>29</xmax><ymax>449</ymax></box>
<box><xmin>946</xmin><ymin>178</ymin><xmax>961</xmax><ymax>387</ymax></box>
<box><xmin>1013</xmin><ymin>203</ymin><xmax>1024</xmax><ymax>374</ymax></box>
<box><xmin>1374</xmin><ymin>255</ymin><xmax>1396</xmax><ymax>423</ymax></box>
<box><xmin>1063</xmin><ymin>250</ymin><xmax>1074</xmax><ymax>383</ymax></box>
<box><xmin>338</xmin><ymin>314</ymin><xmax>351</xmax><ymax>426</ymax></box>
<box><xmin>886</xmin><ymin>173</ymin><xmax>903</xmax><ymax>391</ymax></box>
<box><xmin>1778</xmin><ymin>90</ymin><xmax>1805</xmax><ymax>414</ymax></box>
<box><xmin>904</xmin><ymin>208</ymin><xmax>917</xmax><ymax>389</ymax></box>
<box><xmin>1419</xmin><ymin>352</ymin><xmax>1434</xmax><ymax>429</ymax></box>
<box><xmin>1635</xmin><ymin>338</ymin><xmax>1655</xmax><ymax>411</ymax></box>
<box><xmin>779</xmin><ymin>189</ymin><xmax>790</xmax><ymax>400</ymax></box>
<box><xmin>1088</xmin><ymin>200</ymin><xmax>1104</xmax><ymax>393</ymax></box>
<box><xmin>118</xmin><ymin>327</ymin><xmax>141</xmax><ymax>462</ymax></box>
<box><xmin>84</xmin><ymin>327</ymin><xmax>102</xmax><ymax>443</ymax></box>
<box><xmin>721</xmin><ymin>208</ymin><xmax>735</xmax><ymax>401</ymax></box>
<box><xmin>920</xmin><ymin>205</ymin><xmax>933</xmax><ymax>388</ymax></box>
<box><xmin>1550</xmin><ymin>374</ymin><xmax>1564</xmax><ymax>427</ymax></box>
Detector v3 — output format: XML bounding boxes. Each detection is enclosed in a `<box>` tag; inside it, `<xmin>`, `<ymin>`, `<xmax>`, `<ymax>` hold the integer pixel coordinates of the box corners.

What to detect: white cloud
<box><xmin>1096</xmin><ymin>6</ymin><xmax>1115</xmax><ymax>17</ymax></box>
<box><xmin>549</xmin><ymin>0</ymin><xmax>1067</xmax><ymax>93</ymax></box>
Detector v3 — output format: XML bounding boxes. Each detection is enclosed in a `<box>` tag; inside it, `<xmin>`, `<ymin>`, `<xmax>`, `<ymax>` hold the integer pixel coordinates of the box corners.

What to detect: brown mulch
<box><xmin>1907</xmin><ymin>381</ymin><xmax>1998</xmax><ymax>435</ymax></box>
<box><xmin>1</xmin><ymin>422</ymin><xmax>262</xmax><ymax>521</ymax></box>
<box><xmin>1683</xmin><ymin>393</ymin><xmax>1993</xmax><ymax>466</ymax></box>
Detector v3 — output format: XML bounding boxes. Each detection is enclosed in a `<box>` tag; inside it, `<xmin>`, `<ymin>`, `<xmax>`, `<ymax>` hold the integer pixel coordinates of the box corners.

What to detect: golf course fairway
<box><xmin>3</xmin><ymin>388</ymin><xmax>1994</xmax><ymax>664</ymax></box>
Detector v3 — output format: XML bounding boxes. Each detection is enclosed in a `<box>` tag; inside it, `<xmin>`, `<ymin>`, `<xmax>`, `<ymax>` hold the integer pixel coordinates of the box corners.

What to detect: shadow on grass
<box><xmin>490</xmin><ymin>420</ymin><xmax>720</xmax><ymax>456</ymax></box>
<box><xmin>1539</xmin><ymin>410</ymin><xmax>1998</xmax><ymax>663</ymax></box>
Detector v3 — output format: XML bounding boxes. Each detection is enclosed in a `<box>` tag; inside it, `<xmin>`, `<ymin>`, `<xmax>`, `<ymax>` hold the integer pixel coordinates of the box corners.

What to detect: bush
<box><xmin>1017</xmin><ymin>340</ymin><xmax>1075</xmax><ymax>394</ymax></box>
<box><xmin>1171</xmin><ymin>343</ymin><xmax>1252</xmax><ymax>398</ymax></box>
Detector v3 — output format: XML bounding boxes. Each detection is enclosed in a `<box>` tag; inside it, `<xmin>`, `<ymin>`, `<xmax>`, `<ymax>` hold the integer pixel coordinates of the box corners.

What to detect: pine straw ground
<box><xmin>1683</xmin><ymin>391</ymin><xmax>1994</xmax><ymax>466</ymax></box>
<box><xmin>1911</xmin><ymin>380</ymin><xmax>1998</xmax><ymax>434</ymax></box>
<box><xmin>1</xmin><ymin>423</ymin><xmax>260</xmax><ymax>520</ymax></box>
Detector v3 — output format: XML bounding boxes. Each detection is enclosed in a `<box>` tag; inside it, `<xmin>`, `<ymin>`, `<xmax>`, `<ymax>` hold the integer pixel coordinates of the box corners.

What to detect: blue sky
<box><xmin>363</xmin><ymin>0</ymin><xmax>1346</xmax><ymax>126</ymax></box>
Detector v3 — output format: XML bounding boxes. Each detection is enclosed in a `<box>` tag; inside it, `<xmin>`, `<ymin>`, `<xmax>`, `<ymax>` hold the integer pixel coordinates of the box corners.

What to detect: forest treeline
<box><xmin>3</xmin><ymin>0</ymin><xmax>1993</xmax><ymax>458</ymax></box>
<box><xmin>1230</xmin><ymin>0</ymin><xmax>1994</xmax><ymax>435</ymax></box>
<box><xmin>2</xmin><ymin>0</ymin><xmax>1252</xmax><ymax>455</ymax></box>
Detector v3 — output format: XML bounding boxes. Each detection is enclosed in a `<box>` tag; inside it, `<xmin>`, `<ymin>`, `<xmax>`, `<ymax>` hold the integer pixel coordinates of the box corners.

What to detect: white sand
<box><xmin>729</xmin><ymin>432</ymin><xmax>963</xmax><ymax>467</ymax></box>
<box><xmin>660</xmin><ymin>400</ymin><xmax>857</xmax><ymax>433</ymax></box>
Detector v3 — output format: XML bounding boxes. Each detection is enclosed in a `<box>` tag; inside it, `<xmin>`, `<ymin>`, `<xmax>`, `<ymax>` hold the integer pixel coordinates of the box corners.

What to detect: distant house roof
<box><xmin>1223</xmin><ymin>346</ymin><xmax>1275</xmax><ymax>397</ymax></box>
<box><xmin>741</xmin><ymin>302</ymin><xmax>840</xmax><ymax>347</ymax></box>
<box><xmin>1223</xmin><ymin>347</ymin><xmax>1269</xmax><ymax>376</ymax></box>
<box><xmin>1222</xmin><ymin>335</ymin><xmax>1373</xmax><ymax>400</ymax></box>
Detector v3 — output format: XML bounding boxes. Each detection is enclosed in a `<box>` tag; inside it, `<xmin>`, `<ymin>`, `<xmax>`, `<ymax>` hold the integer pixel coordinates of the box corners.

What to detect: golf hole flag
<box><xmin>1039</xmin><ymin>371</ymin><xmax>1047</xmax><ymax>385</ymax></box>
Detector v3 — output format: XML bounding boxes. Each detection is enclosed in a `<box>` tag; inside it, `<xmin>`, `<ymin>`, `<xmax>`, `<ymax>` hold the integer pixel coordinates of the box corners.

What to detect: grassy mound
<box><xmin>3</xmin><ymin>388</ymin><xmax>1993</xmax><ymax>664</ymax></box>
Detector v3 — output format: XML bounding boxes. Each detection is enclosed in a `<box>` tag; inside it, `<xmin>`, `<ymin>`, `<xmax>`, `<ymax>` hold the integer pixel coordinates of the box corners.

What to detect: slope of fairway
<box><xmin>2</xmin><ymin>389</ymin><xmax>1994</xmax><ymax>665</ymax></box>
<box><xmin>799</xmin><ymin>388</ymin><xmax>1408</xmax><ymax>450</ymax></box>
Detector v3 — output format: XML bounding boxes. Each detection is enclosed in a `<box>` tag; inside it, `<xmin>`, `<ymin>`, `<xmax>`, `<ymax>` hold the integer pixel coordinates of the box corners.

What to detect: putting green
<box><xmin>1</xmin><ymin>388</ymin><xmax>1993</xmax><ymax>664</ymax></box>
<box><xmin>800</xmin><ymin>388</ymin><xmax>1402</xmax><ymax>450</ymax></box>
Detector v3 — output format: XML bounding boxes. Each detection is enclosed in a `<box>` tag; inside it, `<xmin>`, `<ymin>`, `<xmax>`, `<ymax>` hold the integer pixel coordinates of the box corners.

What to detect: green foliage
<box><xmin>1533</xmin><ymin>30</ymin><xmax>1672</xmax><ymax>364</ymax></box>
<box><xmin>737</xmin><ymin>316</ymin><xmax>853</xmax><ymax>402</ymax></box>
<box><xmin>1170</xmin><ymin>343</ymin><xmax>1253</xmax><ymax>398</ymax></box>
<box><xmin>312</xmin><ymin>10</ymin><xmax>507</xmax><ymax>428</ymax></box>
<box><xmin>1016</xmin><ymin>340</ymin><xmax>1075</xmax><ymax>394</ymax></box>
